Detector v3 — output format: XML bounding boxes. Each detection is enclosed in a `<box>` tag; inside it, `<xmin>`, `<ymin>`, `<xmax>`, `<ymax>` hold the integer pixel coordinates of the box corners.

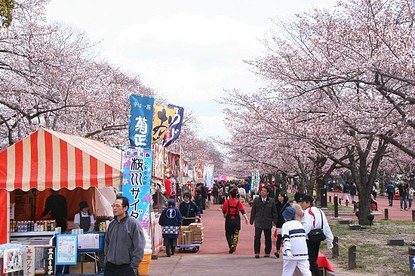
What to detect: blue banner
<box><xmin>162</xmin><ymin>104</ymin><xmax>184</xmax><ymax>147</ymax></box>
<box><xmin>122</xmin><ymin>147</ymin><xmax>153</xmax><ymax>231</ymax></box>
<box><xmin>129</xmin><ymin>95</ymin><xmax>154</xmax><ymax>148</ymax></box>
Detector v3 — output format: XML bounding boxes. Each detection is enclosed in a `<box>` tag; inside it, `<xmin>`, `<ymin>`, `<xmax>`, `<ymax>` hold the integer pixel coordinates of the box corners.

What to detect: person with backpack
<box><xmin>222</xmin><ymin>188</ymin><xmax>249</xmax><ymax>253</ymax></box>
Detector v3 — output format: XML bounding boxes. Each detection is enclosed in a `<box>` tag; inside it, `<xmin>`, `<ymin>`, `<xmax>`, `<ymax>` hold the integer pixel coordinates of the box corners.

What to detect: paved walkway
<box><xmin>148</xmin><ymin>193</ymin><xmax>414</xmax><ymax>276</ymax></box>
<box><xmin>149</xmin><ymin>201</ymin><xmax>283</xmax><ymax>276</ymax></box>
<box><xmin>327</xmin><ymin>192</ymin><xmax>414</xmax><ymax>221</ymax></box>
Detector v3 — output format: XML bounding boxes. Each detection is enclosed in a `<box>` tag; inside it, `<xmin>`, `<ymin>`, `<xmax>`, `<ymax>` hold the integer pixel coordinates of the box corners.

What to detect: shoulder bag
<box><xmin>308</xmin><ymin>208</ymin><xmax>326</xmax><ymax>243</ymax></box>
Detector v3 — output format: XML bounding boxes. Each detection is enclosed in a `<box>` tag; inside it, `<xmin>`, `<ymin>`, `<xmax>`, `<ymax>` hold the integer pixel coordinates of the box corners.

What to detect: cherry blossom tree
<box><xmin>0</xmin><ymin>0</ymin><xmax>154</xmax><ymax>149</ymax></box>
<box><xmin>223</xmin><ymin>0</ymin><xmax>415</xmax><ymax>224</ymax></box>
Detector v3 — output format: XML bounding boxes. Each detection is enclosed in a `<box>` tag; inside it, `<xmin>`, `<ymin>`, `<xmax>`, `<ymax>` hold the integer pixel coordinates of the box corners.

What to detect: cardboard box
<box><xmin>69</xmin><ymin>263</ymin><xmax>82</xmax><ymax>274</ymax></box>
<box><xmin>69</xmin><ymin>262</ymin><xmax>96</xmax><ymax>274</ymax></box>
<box><xmin>82</xmin><ymin>262</ymin><xmax>96</xmax><ymax>273</ymax></box>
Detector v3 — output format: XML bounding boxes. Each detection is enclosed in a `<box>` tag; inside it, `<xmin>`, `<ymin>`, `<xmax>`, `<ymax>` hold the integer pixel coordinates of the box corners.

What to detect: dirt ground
<box><xmin>325</xmin><ymin>219</ymin><xmax>415</xmax><ymax>276</ymax></box>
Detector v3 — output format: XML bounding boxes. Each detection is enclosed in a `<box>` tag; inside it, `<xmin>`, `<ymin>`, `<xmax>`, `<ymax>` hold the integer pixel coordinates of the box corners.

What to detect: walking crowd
<box><xmin>157</xmin><ymin>180</ymin><xmax>334</xmax><ymax>276</ymax></box>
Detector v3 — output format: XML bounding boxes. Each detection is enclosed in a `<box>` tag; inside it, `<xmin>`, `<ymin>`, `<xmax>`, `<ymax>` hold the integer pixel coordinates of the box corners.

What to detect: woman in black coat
<box><xmin>274</xmin><ymin>192</ymin><xmax>289</xmax><ymax>258</ymax></box>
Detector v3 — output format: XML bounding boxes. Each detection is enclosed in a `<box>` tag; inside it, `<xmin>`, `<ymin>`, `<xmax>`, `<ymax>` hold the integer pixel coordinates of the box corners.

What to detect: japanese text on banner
<box><xmin>129</xmin><ymin>95</ymin><xmax>154</xmax><ymax>148</ymax></box>
<box><xmin>122</xmin><ymin>147</ymin><xmax>153</xmax><ymax>231</ymax></box>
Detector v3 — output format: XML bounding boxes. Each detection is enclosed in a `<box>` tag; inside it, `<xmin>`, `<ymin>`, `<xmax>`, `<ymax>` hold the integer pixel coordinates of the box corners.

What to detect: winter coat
<box><xmin>249</xmin><ymin>196</ymin><xmax>278</xmax><ymax>229</ymax></box>
<box><xmin>159</xmin><ymin>205</ymin><xmax>183</xmax><ymax>239</ymax></box>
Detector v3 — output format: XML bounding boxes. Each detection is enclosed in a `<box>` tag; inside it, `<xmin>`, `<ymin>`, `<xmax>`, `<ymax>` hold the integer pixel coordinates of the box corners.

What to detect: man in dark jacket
<box><xmin>179</xmin><ymin>192</ymin><xmax>200</xmax><ymax>226</ymax></box>
<box><xmin>159</xmin><ymin>199</ymin><xmax>183</xmax><ymax>257</ymax></box>
<box><xmin>249</xmin><ymin>186</ymin><xmax>278</xmax><ymax>258</ymax></box>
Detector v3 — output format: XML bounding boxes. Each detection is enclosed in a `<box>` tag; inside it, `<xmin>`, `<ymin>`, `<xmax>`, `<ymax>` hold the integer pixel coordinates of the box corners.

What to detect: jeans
<box><xmin>400</xmin><ymin>195</ymin><xmax>407</xmax><ymax>209</ymax></box>
<box><xmin>387</xmin><ymin>193</ymin><xmax>394</xmax><ymax>206</ymax></box>
<box><xmin>254</xmin><ymin>227</ymin><xmax>271</xmax><ymax>254</ymax></box>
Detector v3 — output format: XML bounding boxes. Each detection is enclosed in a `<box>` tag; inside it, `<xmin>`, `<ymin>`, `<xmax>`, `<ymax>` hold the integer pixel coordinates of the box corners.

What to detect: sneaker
<box><xmin>274</xmin><ymin>252</ymin><xmax>280</xmax><ymax>258</ymax></box>
<box><xmin>264</xmin><ymin>254</ymin><xmax>270</xmax><ymax>258</ymax></box>
<box><xmin>255</xmin><ymin>254</ymin><xmax>260</xmax><ymax>259</ymax></box>
<box><xmin>229</xmin><ymin>245</ymin><xmax>236</xmax><ymax>254</ymax></box>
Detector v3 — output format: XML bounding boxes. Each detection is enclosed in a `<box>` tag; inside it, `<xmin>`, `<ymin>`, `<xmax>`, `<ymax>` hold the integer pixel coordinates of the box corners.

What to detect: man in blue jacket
<box><xmin>159</xmin><ymin>199</ymin><xmax>183</xmax><ymax>256</ymax></box>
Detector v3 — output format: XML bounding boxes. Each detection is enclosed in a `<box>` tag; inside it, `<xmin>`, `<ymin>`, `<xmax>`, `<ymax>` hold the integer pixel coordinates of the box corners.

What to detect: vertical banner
<box><xmin>251</xmin><ymin>170</ymin><xmax>260</xmax><ymax>194</ymax></box>
<box><xmin>152</xmin><ymin>106</ymin><xmax>175</xmax><ymax>143</ymax></box>
<box><xmin>162</xmin><ymin>104</ymin><xmax>184</xmax><ymax>147</ymax></box>
<box><xmin>122</xmin><ymin>147</ymin><xmax>153</xmax><ymax>231</ymax></box>
<box><xmin>24</xmin><ymin>245</ymin><xmax>35</xmax><ymax>276</ymax></box>
<box><xmin>203</xmin><ymin>164</ymin><xmax>214</xmax><ymax>188</ymax></box>
<box><xmin>129</xmin><ymin>95</ymin><xmax>154</xmax><ymax>148</ymax></box>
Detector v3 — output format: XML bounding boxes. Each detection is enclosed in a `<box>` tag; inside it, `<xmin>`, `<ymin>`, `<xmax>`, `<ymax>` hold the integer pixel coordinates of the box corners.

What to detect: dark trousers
<box><xmin>164</xmin><ymin>237</ymin><xmax>177</xmax><ymax>255</ymax></box>
<box><xmin>254</xmin><ymin>227</ymin><xmax>271</xmax><ymax>254</ymax></box>
<box><xmin>306</xmin><ymin>239</ymin><xmax>322</xmax><ymax>276</ymax></box>
<box><xmin>276</xmin><ymin>234</ymin><xmax>283</xmax><ymax>251</ymax></box>
<box><xmin>104</xmin><ymin>262</ymin><xmax>135</xmax><ymax>276</ymax></box>
<box><xmin>387</xmin><ymin>193</ymin><xmax>394</xmax><ymax>206</ymax></box>
<box><xmin>225</xmin><ymin>221</ymin><xmax>240</xmax><ymax>248</ymax></box>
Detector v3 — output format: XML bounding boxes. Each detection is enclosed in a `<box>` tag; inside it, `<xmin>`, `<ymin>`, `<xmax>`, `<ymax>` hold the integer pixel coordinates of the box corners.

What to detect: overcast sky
<box><xmin>45</xmin><ymin>0</ymin><xmax>334</xmax><ymax>140</ymax></box>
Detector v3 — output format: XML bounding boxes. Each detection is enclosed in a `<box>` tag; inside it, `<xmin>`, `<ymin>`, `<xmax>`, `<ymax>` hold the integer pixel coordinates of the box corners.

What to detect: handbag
<box><xmin>308</xmin><ymin>208</ymin><xmax>326</xmax><ymax>243</ymax></box>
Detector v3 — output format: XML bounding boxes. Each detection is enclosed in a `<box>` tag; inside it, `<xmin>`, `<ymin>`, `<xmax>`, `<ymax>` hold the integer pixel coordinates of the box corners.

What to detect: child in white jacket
<box><xmin>281</xmin><ymin>206</ymin><xmax>311</xmax><ymax>276</ymax></box>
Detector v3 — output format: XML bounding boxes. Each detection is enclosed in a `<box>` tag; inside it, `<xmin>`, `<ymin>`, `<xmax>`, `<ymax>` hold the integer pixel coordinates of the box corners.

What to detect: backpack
<box><xmin>227</xmin><ymin>200</ymin><xmax>240</xmax><ymax>221</ymax></box>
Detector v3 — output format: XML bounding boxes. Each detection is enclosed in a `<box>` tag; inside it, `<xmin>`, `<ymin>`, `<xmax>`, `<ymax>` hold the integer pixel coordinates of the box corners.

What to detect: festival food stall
<box><xmin>0</xmin><ymin>127</ymin><xmax>122</xmax><ymax>275</ymax></box>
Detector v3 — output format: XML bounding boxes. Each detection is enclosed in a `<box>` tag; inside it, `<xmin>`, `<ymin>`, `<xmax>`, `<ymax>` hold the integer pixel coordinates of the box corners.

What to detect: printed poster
<box><xmin>3</xmin><ymin>248</ymin><xmax>23</xmax><ymax>273</ymax></box>
<box><xmin>55</xmin><ymin>234</ymin><xmax>77</xmax><ymax>265</ymax></box>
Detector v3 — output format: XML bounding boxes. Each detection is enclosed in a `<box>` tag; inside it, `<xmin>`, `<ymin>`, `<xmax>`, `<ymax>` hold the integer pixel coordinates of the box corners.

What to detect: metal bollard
<box><xmin>329</xmin><ymin>196</ymin><xmax>332</xmax><ymax>203</ymax></box>
<box><xmin>348</xmin><ymin>245</ymin><xmax>356</xmax><ymax>269</ymax></box>
<box><xmin>334</xmin><ymin>195</ymin><xmax>339</xmax><ymax>218</ymax></box>
<box><xmin>332</xmin><ymin>237</ymin><xmax>339</xmax><ymax>258</ymax></box>
<box><xmin>384</xmin><ymin>208</ymin><xmax>389</xmax><ymax>220</ymax></box>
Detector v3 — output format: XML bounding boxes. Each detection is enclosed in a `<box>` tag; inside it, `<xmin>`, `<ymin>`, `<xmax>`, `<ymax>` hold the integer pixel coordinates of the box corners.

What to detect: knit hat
<box><xmin>79</xmin><ymin>201</ymin><xmax>88</xmax><ymax>210</ymax></box>
<box><xmin>282</xmin><ymin>206</ymin><xmax>296</xmax><ymax>221</ymax></box>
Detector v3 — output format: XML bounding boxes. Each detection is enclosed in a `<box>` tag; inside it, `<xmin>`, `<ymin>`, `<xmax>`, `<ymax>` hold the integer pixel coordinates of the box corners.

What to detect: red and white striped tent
<box><xmin>0</xmin><ymin>127</ymin><xmax>122</xmax><ymax>243</ymax></box>
<box><xmin>0</xmin><ymin>128</ymin><xmax>122</xmax><ymax>191</ymax></box>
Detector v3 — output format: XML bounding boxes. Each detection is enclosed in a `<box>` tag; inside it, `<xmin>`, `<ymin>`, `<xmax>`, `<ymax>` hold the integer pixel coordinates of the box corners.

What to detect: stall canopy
<box><xmin>0</xmin><ymin>128</ymin><xmax>122</xmax><ymax>191</ymax></box>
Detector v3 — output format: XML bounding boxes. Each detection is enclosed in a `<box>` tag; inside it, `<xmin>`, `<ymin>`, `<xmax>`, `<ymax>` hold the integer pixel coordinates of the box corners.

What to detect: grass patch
<box><xmin>327</xmin><ymin>219</ymin><xmax>414</xmax><ymax>275</ymax></box>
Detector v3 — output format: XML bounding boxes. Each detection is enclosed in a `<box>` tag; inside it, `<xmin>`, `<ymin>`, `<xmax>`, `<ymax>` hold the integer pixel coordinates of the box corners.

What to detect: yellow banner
<box><xmin>152</xmin><ymin>105</ymin><xmax>175</xmax><ymax>143</ymax></box>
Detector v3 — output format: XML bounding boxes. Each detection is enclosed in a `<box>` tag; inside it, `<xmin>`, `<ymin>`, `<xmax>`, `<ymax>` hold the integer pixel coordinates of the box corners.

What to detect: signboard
<box><xmin>3</xmin><ymin>247</ymin><xmax>23</xmax><ymax>273</ymax></box>
<box><xmin>24</xmin><ymin>245</ymin><xmax>35</xmax><ymax>276</ymax></box>
<box><xmin>122</xmin><ymin>147</ymin><xmax>153</xmax><ymax>231</ymax></box>
<box><xmin>46</xmin><ymin>247</ymin><xmax>55</xmax><ymax>275</ymax></box>
<box><xmin>78</xmin><ymin>234</ymin><xmax>99</xmax><ymax>250</ymax></box>
<box><xmin>55</xmin><ymin>234</ymin><xmax>77</xmax><ymax>265</ymax></box>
